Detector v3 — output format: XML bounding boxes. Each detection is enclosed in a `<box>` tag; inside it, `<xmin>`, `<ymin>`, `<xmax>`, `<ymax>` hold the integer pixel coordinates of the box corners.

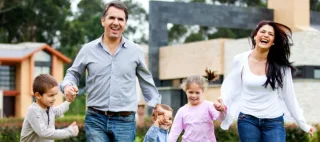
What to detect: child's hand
<box><xmin>64</xmin><ymin>85</ymin><xmax>78</xmax><ymax>102</ymax></box>
<box><xmin>214</xmin><ymin>97</ymin><xmax>225</xmax><ymax>112</ymax></box>
<box><xmin>66</xmin><ymin>95</ymin><xmax>76</xmax><ymax>102</ymax></box>
<box><xmin>153</xmin><ymin>115</ymin><xmax>162</xmax><ymax>127</ymax></box>
<box><xmin>69</xmin><ymin>121</ymin><xmax>79</xmax><ymax>136</ymax></box>
<box><xmin>308</xmin><ymin>127</ymin><xmax>316</xmax><ymax>137</ymax></box>
<box><xmin>154</xmin><ymin>105</ymin><xmax>168</xmax><ymax>124</ymax></box>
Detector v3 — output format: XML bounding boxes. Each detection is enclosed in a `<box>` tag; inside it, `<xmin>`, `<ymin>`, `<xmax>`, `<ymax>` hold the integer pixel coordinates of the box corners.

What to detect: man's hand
<box><xmin>64</xmin><ymin>85</ymin><xmax>78</xmax><ymax>102</ymax></box>
<box><xmin>69</xmin><ymin>121</ymin><xmax>79</xmax><ymax>136</ymax></box>
<box><xmin>153</xmin><ymin>104</ymin><xmax>167</xmax><ymax>125</ymax></box>
<box><xmin>214</xmin><ymin>97</ymin><xmax>225</xmax><ymax>112</ymax></box>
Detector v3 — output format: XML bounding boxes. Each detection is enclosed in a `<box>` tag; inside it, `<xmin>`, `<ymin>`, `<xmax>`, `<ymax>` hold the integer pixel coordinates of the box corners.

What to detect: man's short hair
<box><xmin>102</xmin><ymin>0</ymin><xmax>128</xmax><ymax>21</ymax></box>
<box><xmin>33</xmin><ymin>74</ymin><xmax>58</xmax><ymax>96</ymax></box>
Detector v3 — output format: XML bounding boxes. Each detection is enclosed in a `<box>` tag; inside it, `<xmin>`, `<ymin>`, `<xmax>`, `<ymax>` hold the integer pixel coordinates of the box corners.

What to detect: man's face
<box><xmin>35</xmin><ymin>86</ymin><xmax>58</xmax><ymax>109</ymax></box>
<box><xmin>101</xmin><ymin>6</ymin><xmax>126</xmax><ymax>40</ymax></box>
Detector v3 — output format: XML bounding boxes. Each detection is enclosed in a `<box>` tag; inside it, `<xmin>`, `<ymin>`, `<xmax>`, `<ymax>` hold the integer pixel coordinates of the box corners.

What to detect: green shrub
<box><xmin>0</xmin><ymin>117</ymin><xmax>319</xmax><ymax>142</ymax></box>
<box><xmin>64</xmin><ymin>94</ymin><xmax>87</xmax><ymax>116</ymax></box>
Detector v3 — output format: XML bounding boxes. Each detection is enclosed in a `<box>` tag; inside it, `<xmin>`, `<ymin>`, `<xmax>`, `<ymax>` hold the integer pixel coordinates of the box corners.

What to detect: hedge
<box><xmin>0</xmin><ymin>117</ymin><xmax>318</xmax><ymax>142</ymax></box>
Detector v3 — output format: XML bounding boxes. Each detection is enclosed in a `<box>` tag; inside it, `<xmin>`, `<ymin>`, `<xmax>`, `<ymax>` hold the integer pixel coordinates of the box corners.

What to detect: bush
<box><xmin>64</xmin><ymin>94</ymin><xmax>87</xmax><ymax>116</ymax></box>
<box><xmin>0</xmin><ymin>117</ymin><xmax>319</xmax><ymax>142</ymax></box>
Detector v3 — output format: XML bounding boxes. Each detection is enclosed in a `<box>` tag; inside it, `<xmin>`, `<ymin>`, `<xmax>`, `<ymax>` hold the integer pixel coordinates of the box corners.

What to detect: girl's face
<box><xmin>254</xmin><ymin>24</ymin><xmax>275</xmax><ymax>50</ymax></box>
<box><xmin>186</xmin><ymin>83</ymin><xmax>204</xmax><ymax>106</ymax></box>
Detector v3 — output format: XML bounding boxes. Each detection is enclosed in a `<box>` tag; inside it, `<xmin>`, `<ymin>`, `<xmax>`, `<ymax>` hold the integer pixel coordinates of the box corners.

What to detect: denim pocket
<box><xmin>238</xmin><ymin>112</ymin><xmax>247</xmax><ymax>120</ymax></box>
<box><xmin>120</xmin><ymin>113</ymin><xmax>135</xmax><ymax>122</ymax></box>
<box><xmin>86</xmin><ymin>108</ymin><xmax>98</xmax><ymax>115</ymax></box>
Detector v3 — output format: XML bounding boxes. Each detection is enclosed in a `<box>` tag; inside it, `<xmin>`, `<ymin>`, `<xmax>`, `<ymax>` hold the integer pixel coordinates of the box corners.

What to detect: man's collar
<box><xmin>120</xmin><ymin>36</ymin><xmax>127</xmax><ymax>48</ymax></box>
<box><xmin>100</xmin><ymin>34</ymin><xmax>127</xmax><ymax>48</ymax></box>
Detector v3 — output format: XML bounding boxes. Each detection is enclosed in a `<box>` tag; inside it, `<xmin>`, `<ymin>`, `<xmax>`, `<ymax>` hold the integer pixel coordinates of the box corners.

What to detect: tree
<box><xmin>0</xmin><ymin>0</ymin><xmax>72</xmax><ymax>44</ymax></box>
<box><xmin>310</xmin><ymin>0</ymin><xmax>320</xmax><ymax>11</ymax></box>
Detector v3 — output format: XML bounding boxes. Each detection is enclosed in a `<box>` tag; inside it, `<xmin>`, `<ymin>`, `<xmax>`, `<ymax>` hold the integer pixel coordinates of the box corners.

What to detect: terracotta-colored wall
<box><xmin>159</xmin><ymin>39</ymin><xmax>225</xmax><ymax>80</ymax></box>
<box><xmin>15</xmin><ymin>58</ymin><xmax>32</xmax><ymax>118</ymax></box>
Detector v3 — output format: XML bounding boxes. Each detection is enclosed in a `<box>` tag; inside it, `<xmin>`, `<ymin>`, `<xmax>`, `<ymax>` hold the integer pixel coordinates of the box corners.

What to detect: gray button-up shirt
<box><xmin>60</xmin><ymin>36</ymin><xmax>161</xmax><ymax>112</ymax></box>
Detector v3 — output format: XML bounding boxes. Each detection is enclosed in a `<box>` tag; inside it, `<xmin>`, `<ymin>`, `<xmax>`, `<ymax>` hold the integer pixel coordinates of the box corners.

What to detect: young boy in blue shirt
<box><xmin>144</xmin><ymin>104</ymin><xmax>173</xmax><ymax>142</ymax></box>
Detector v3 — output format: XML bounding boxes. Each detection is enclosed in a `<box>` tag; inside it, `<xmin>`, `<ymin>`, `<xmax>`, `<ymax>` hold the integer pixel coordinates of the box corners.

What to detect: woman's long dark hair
<box><xmin>250</xmin><ymin>20</ymin><xmax>295</xmax><ymax>90</ymax></box>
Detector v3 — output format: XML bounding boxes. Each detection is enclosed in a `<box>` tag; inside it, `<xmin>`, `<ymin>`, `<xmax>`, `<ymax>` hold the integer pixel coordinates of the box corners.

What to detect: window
<box><xmin>293</xmin><ymin>66</ymin><xmax>320</xmax><ymax>79</ymax></box>
<box><xmin>34</xmin><ymin>50</ymin><xmax>51</xmax><ymax>77</ymax></box>
<box><xmin>0</xmin><ymin>66</ymin><xmax>16</xmax><ymax>90</ymax></box>
<box><xmin>314</xmin><ymin>69</ymin><xmax>320</xmax><ymax>79</ymax></box>
<box><xmin>293</xmin><ymin>67</ymin><xmax>303</xmax><ymax>78</ymax></box>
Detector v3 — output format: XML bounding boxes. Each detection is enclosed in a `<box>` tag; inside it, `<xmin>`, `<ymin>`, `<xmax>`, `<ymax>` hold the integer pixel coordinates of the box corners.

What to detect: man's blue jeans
<box><xmin>85</xmin><ymin>108</ymin><xmax>136</xmax><ymax>142</ymax></box>
<box><xmin>237</xmin><ymin>112</ymin><xmax>285</xmax><ymax>142</ymax></box>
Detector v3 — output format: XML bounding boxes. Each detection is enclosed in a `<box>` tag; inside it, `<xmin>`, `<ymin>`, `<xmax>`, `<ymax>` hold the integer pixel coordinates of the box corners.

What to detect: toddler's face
<box><xmin>159</xmin><ymin>110</ymin><xmax>173</xmax><ymax>130</ymax></box>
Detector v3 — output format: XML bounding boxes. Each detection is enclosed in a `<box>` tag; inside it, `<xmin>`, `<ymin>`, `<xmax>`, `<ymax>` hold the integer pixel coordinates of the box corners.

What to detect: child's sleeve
<box><xmin>168</xmin><ymin>108</ymin><xmax>184</xmax><ymax>142</ymax></box>
<box><xmin>143</xmin><ymin>125</ymin><xmax>160</xmax><ymax>142</ymax></box>
<box><xmin>209</xmin><ymin>101</ymin><xmax>227</xmax><ymax>121</ymax></box>
<box><xmin>52</xmin><ymin>101</ymin><xmax>70</xmax><ymax>118</ymax></box>
<box><xmin>27</xmin><ymin>107</ymin><xmax>76</xmax><ymax>139</ymax></box>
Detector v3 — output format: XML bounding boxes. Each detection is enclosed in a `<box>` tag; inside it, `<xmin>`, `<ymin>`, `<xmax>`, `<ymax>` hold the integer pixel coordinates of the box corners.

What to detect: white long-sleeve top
<box><xmin>240</xmin><ymin>57</ymin><xmax>283</xmax><ymax>118</ymax></box>
<box><xmin>220</xmin><ymin>50</ymin><xmax>311</xmax><ymax>133</ymax></box>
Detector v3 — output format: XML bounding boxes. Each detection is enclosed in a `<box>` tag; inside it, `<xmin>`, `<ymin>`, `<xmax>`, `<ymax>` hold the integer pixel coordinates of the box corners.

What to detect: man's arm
<box><xmin>59</xmin><ymin>45</ymin><xmax>87</xmax><ymax>95</ymax></box>
<box><xmin>27</xmin><ymin>108</ymin><xmax>76</xmax><ymax>139</ymax></box>
<box><xmin>136</xmin><ymin>47</ymin><xmax>161</xmax><ymax>107</ymax></box>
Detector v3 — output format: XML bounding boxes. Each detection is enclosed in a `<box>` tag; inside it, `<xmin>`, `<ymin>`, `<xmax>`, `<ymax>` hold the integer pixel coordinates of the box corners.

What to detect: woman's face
<box><xmin>254</xmin><ymin>24</ymin><xmax>275</xmax><ymax>50</ymax></box>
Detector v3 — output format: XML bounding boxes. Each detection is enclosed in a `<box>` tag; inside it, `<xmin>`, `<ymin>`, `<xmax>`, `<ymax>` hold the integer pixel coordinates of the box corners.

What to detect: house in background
<box><xmin>0</xmin><ymin>42</ymin><xmax>71</xmax><ymax>118</ymax></box>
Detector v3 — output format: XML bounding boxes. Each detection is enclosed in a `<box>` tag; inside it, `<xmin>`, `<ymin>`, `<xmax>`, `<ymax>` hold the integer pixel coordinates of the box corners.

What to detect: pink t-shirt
<box><xmin>169</xmin><ymin>100</ymin><xmax>225</xmax><ymax>142</ymax></box>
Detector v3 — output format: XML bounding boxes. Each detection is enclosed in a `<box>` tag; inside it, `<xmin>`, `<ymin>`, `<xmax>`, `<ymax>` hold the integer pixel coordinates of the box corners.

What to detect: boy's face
<box><xmin>35</xmin><ymin>86</ymin><xmax>59</xmax><ymax>109</ymax></box>
<box><xmin>158</xmin><ymin>110</ymin><xmax>173</xmax><ymax>130</ymax></box>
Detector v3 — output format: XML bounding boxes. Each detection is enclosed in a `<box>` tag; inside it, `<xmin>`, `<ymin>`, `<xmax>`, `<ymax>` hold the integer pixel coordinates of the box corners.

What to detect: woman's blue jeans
<box><xmin>237</xmin><ymin>112</ymin><xmax>285</xmax><ymax>142</ymax></box>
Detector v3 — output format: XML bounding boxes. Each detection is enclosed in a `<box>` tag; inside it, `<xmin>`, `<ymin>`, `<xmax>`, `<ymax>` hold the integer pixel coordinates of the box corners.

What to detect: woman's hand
<box><xmin>308</xmin><ymin>127</ymin><xmax>316</xmax><ymax>137</ymax></box>
<box><xmin>214</xmin><ymin>97</ymin><xmax>225</xmax><ymax>112</ymax></box>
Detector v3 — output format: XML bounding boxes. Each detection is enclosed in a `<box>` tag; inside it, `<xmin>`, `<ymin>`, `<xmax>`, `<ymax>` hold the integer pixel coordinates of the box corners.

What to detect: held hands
<box><xmin>153</xmin><ymin>115</ymin><xmax>164</xmax><ymax>127</ymax></box>
<box><xmin>214</xmin><ymin>97</ymin><xmax>226</xmax><ymax>112</ymax></box>
<box><xmin>69</xmin><ymin>121</ymin><xmax>79</xmax><ymax>136</ymax></box>
<box><xmin>64</xmin><ymin>85</ymin><xmax>78</xmax><ymax>102</ymax></box>
<box><xmin>309</xmin><ymin>127</ymin><xmax>316</xmax><ymax>137</ymax></box>
<box><xmin>154</xmin><ymin>104</ymin><xmax>170</xmax><ymax>125</ymax></box>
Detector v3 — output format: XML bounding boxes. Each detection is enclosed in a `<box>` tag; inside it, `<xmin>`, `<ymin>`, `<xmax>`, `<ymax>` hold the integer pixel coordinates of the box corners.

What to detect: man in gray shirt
<box><xmin>60</xmin><ymin>1</ymin><xmax>166</xmax><ymax>141</ymax></box>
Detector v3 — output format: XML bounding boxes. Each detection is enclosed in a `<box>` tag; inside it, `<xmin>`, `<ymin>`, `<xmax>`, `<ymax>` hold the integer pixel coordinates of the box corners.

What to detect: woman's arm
<box><xmin>281</xmin><ymin>67</ymin><xmax>312</xmax><ymax>133</ymax></box>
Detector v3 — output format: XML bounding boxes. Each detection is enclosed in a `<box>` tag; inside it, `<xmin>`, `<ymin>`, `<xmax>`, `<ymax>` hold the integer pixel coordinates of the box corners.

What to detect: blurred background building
<box><xmin>0</xmin><ymin>43</ymin><xmax>71</xmax><ymax>117</ymax></box>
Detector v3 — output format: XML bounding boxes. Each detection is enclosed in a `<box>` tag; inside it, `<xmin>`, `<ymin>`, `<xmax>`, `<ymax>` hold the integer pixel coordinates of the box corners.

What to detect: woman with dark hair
<box><xmin>214</xmin><ymin>20</ymin><xmax>315</xmax><ymax>141</ymax></box>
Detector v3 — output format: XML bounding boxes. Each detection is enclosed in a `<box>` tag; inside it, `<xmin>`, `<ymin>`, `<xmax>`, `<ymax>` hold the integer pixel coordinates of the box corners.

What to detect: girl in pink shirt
<box><xmin>169</xmin><ymin>72</ymin><xmax>226</xmax><ymax>142</ymax></box>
